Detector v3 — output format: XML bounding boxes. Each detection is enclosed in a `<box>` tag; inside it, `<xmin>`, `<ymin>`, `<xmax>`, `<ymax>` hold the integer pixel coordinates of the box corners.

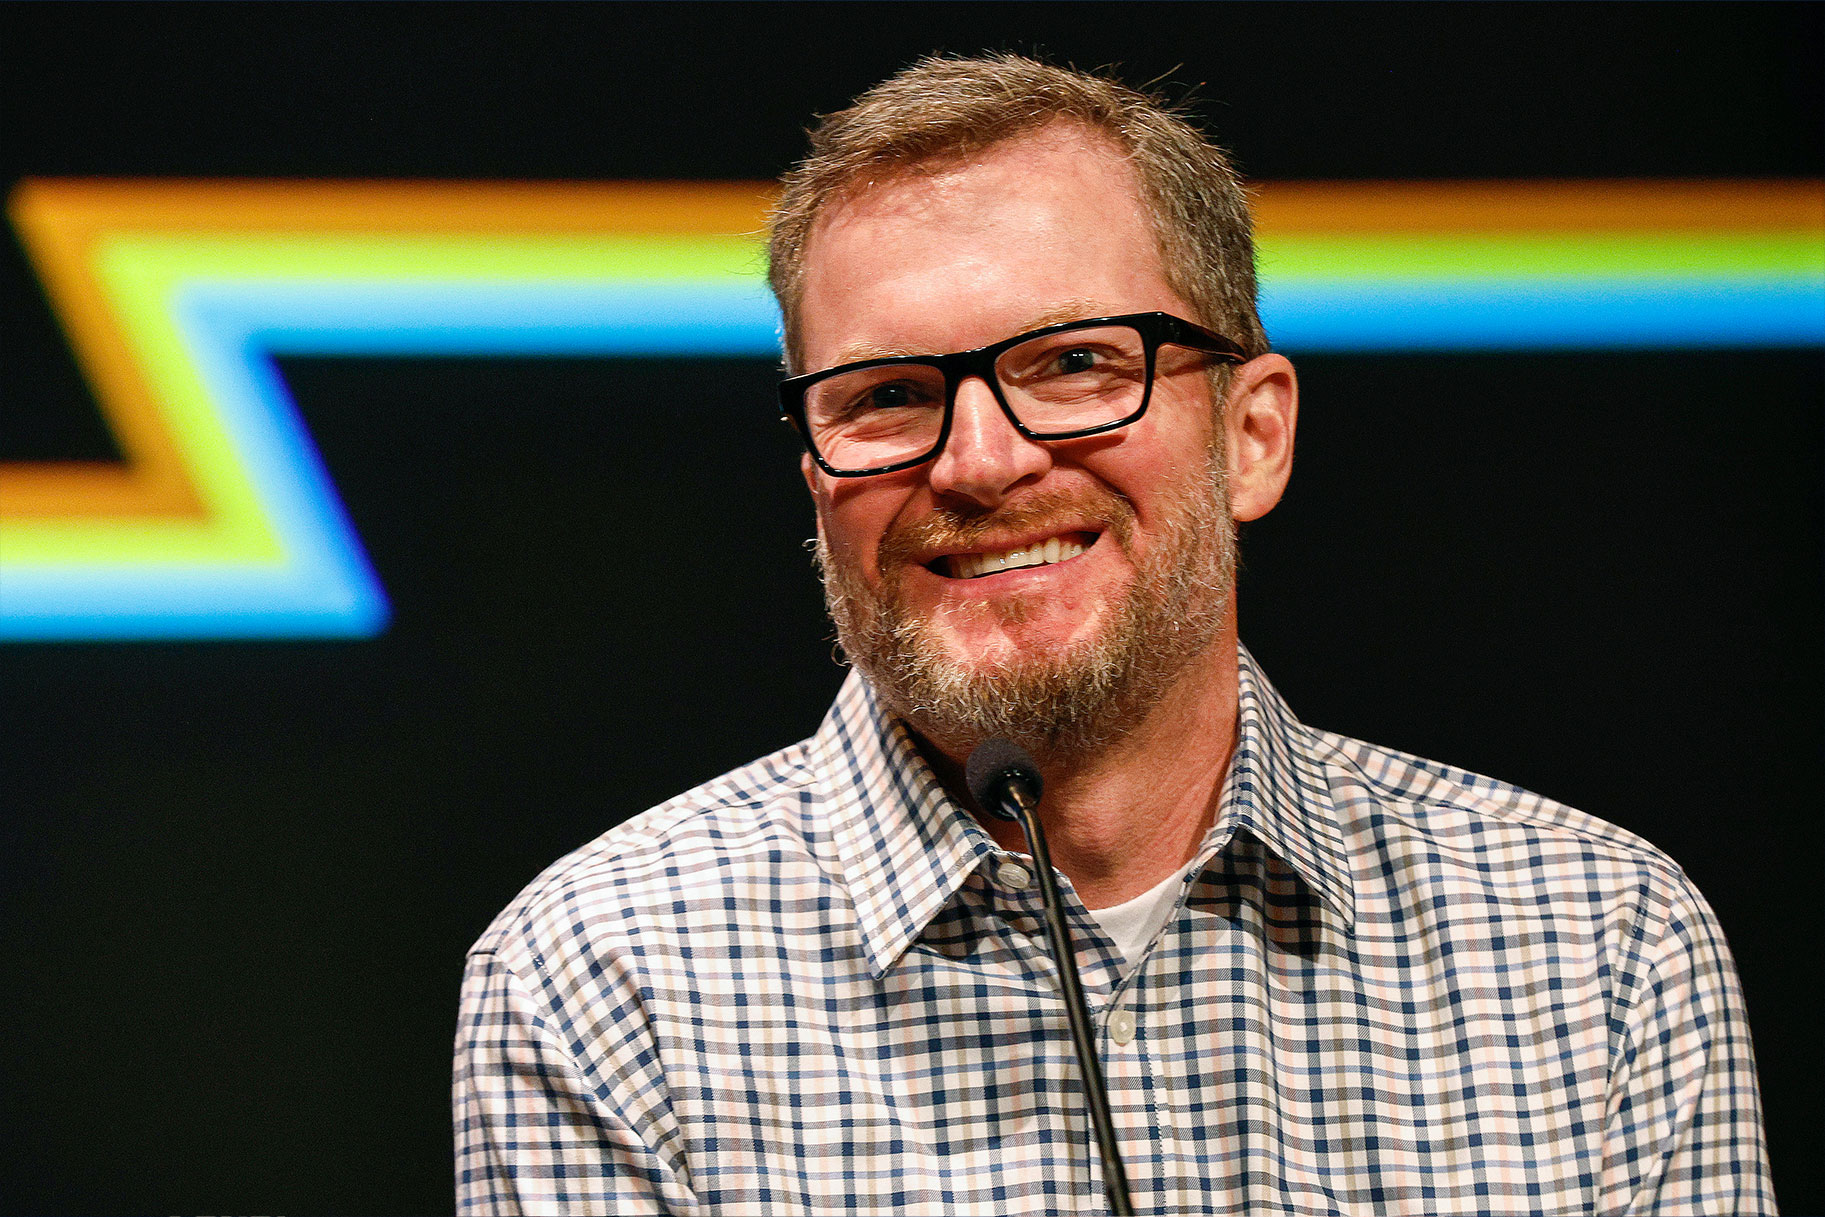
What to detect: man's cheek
<box><xmin>812</xmin><ymin>505</ymin><xmax>859</xmax><ymax>575</ymax></box>
<box><xmin>823</xmin><ymin>526</ymin><xmax>872</xmax><ymax>585</ymax></box>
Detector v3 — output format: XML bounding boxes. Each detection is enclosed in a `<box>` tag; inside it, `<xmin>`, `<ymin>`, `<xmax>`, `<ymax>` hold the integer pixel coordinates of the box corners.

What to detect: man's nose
<box><xmin>925</xmin><ymin>377</ymin><xmax>1052</xmax><ymax>506</ymax></box>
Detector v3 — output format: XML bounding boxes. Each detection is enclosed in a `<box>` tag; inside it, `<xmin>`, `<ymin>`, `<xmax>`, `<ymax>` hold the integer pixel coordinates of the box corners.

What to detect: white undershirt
<box><xmin>1086</xmin><ymin>868</ymin><xmax>1187</xmax><ymax>966</ymax></box>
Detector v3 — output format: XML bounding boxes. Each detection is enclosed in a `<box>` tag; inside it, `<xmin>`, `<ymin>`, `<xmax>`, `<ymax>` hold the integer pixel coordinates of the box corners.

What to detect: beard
<box><xmin>816</xmin><ymin>443</ymin><xmax>1236</xmax><ymax>765</ymax></box>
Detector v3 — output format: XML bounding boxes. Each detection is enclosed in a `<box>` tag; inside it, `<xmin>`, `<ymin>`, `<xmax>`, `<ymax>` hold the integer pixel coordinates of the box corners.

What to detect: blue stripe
<box><xmin>222</xmin><ymin>280</ymin><xmax>784</xmax><ymax>356</ymax></box>
<box><xmin>1263</xmin><ymin>277</ymin><xmax>1825</xmax><ymax>352</ymax></box>
<box><xmin>7</xmin><ymin>272</ymin><xmax>1819</xmax><ymax>640</ymax></box>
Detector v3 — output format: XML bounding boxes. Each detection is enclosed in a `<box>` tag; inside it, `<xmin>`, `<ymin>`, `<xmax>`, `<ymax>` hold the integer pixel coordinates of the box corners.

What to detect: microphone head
<box><xmin>965</xmin><ymin>737</ymin><xmax>1043</xmax><ymax>820</ymax></box>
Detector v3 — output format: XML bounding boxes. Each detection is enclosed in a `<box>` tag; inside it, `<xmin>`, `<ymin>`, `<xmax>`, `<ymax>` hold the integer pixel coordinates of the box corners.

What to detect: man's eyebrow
<box><xmin>1022</xmin><ymin>300</ymin><xmax>1111</xmax><ymax>332</ymax></box>
<box><xmin>827</xmin><ymin>339</ymin><xmax>928</xmax><ymax>365</ymax></box>
<box><xmin>825</xmin><ymin>300</ymin><xmax>1113</xmax><ymax>367</ymax></box>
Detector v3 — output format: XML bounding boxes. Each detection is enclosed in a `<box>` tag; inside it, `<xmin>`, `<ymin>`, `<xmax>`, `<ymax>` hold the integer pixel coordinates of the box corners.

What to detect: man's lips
<box><xmin>874</xmin><ymin>490</ymin><xmax>1133</xmax><ymax>586</ymax></box>
<box><xmin>928</xmin><ymin>530</ymin><xmax>1099</xmax><ymax>580</ymax></box>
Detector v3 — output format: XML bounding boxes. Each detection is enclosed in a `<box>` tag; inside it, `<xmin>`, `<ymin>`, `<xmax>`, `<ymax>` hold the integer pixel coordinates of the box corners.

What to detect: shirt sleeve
<box><xmin>454</xmin><ymin>946</ymin><xmax>699</xmax><ymax>1215</ymax></box>
<box><xmin>1597</xmin><ymin>875</ymin><xmax>1776</xmax><ymax>1215</ymax></box>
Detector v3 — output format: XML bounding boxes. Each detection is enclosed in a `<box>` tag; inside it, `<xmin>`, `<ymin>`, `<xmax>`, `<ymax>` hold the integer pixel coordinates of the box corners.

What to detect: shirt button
<box><xmin>996</xmin><ymin>860</ymin><xmax>1033</xmax><ymax>890</ymax></box>
<box><xmin>1109</xmin><ymin>1008</ymin><xmax>1137</xmax><ymax>1045</ymax></box>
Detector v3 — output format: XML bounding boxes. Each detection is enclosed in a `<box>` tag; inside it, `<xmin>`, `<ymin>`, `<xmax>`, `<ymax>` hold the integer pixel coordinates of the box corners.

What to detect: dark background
<box><xmin>2</xmin><ymin>3</ymin><xmax>1819</xmax><ymax>1213</ymax></box>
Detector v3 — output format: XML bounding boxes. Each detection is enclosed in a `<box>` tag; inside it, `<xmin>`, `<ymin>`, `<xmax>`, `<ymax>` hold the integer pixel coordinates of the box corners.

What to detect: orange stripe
<box><xmin>17</xmin><ymin>177</ymin><xmax>1821</xmax><ymax>242</ymax></box>
<box><xmin>0</xmin><ymin>464</ymin><xmax>205</xmax><ymax>519</ymax></box>
<box><xmin>7</xmin><ymin>184</ymin><xmax>207</xmax><ymax>519</ymax></box>
<box><xmin>9</xmin><ymin>179</ymin><xmax>778</xmax><ymax>235</ymax></box>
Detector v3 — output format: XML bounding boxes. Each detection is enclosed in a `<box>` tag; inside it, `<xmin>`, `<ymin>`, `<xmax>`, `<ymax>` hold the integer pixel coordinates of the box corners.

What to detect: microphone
<box><xmin>964</xmin><ymin>736</ymin><xmax>1042</xmax><ymax>821</ymax></box>
<box><xmin>965</xmin><ymin>739</ymin><xmax>1135</xmax><ymax>1216</ymax></box>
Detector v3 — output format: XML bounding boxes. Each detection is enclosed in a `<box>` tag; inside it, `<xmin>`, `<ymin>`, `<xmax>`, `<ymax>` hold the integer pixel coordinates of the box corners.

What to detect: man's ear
<box><xmin>1223</xmin><ymin>353</ymin><xmax>1298</xmax><ymax>523</ymax></box>
<box><xmin>800</xmin><ymin>451</ymin><xmax>823</xmax><ymax>502</ymax></box>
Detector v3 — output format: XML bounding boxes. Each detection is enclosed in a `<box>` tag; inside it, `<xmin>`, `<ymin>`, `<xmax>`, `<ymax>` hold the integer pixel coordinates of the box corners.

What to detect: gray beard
<box><xmin>816</xmin><ymin>449</ymin><xmax>1236</xmax><ymax>765</ymax></box>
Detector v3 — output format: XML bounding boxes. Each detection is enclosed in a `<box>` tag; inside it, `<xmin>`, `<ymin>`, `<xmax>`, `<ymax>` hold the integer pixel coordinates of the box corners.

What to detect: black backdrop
<box><xmin>2</xmin><ymin>4</ymin><xmax>1819</xmax><ymax>1213</ymax></box>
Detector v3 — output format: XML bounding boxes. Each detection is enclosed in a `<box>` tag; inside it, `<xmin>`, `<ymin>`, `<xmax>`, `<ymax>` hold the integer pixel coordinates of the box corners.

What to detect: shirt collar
<box><xmin>1215</xmin><ymin>645</ymin><xmax>1358</xmax><ymax>929</ymax></box>
<box><xmin>814</xmin><ymin>644</ymin><xmax>1357</xmax><ymax>978</ymax></box>
<box><xmin>813</xmin><ymin>671</ymin><xmax>1001</xmax><ymax>979</ymax></box>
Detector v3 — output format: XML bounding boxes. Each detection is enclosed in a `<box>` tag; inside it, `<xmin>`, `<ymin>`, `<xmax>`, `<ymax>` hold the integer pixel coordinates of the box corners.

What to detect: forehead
<box><xmin>797</xmin><ymin>125</ymin><xmax>1185</xmax><ymax>369</ymax></box>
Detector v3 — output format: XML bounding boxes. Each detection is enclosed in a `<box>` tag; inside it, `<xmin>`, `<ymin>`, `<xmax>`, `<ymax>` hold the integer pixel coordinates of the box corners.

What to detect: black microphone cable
<box><xmin>966</xmin><ymin>738</ymin><xmax>1135</xmax><ymax>1216</ymax></box>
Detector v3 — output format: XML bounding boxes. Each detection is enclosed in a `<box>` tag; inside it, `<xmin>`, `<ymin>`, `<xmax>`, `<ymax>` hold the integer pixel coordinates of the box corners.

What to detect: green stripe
<box><xmin>103</xmin><ymin>232</ymin><xmax>768</xmax><ymax>280</ymax></box>
<box><xmin>1258</xmin><ymin>232</ymin><xmax>1825</xmax><ymax>281</ymax></box>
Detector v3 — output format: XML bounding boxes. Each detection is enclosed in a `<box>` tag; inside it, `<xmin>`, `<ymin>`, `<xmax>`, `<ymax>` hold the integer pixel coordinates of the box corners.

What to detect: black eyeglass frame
<box><xmin>778</xmin><ymin>311</ymin><xmax>1248</xmax><ymax>478</ymax></box>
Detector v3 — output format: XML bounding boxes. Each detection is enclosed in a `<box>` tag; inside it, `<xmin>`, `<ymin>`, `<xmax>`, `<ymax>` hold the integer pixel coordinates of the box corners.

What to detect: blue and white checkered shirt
<box><xmin>455</xmin><ymin>647</ymin><xmax>1772</xmax><ymax>1214</ymax></box>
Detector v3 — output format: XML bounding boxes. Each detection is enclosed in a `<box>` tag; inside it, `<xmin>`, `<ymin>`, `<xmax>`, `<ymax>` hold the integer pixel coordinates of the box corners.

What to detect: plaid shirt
<box><xmin>455</xmin><ymin>647</ymin><xmax>1772</xmax><ymax>1214</ymax></box>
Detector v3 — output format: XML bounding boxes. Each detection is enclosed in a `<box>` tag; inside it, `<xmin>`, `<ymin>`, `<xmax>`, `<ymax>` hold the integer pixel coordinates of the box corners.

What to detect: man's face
<box><xmin>796</xmin><ymin>124</ymin><xmax>1238</xmax><ymax>760</ymax></box>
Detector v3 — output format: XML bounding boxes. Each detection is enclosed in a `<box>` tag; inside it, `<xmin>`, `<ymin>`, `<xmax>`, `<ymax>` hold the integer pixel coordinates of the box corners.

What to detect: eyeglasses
<box><xmin>778</xmin><ymin>311</ymin><xmax>1247</xmax><ymax>478</ymax></box>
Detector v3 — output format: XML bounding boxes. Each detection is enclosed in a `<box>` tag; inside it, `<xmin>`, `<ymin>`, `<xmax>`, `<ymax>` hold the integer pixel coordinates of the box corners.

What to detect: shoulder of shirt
<box><xmin>466</xmin><ymin>734</ymin><xmax>825</xmax><ymax>964</ymax></box>
<box><xmin>1306</xmin><ymin>723</ymin><xmax>1694</xmax><ymax>895</ymax></box>
<box><xmin>1302</xmin><ymin>724</ymin><xmax>1743</xmax><ymax>1013</ymax></box>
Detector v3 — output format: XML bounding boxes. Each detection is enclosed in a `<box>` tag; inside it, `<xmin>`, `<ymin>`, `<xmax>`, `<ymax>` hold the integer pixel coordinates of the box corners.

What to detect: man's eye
<box><xmin>1053</xmin><ymin>347</ymin><xmax>1102</xmax><ymax>374</ymax></box>
<box><xmin>827</xmin><ymin>379</ymin><xmax>934</xmax><ymax>421</ymax></box>
<box><xmin>864</xmin><ymin>383</ymin><xmax>916</xmax><ymax>410</ymax></box>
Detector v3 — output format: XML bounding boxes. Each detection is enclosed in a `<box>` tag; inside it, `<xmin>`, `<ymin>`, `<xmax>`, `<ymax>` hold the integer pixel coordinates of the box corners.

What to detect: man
<box><xmin>455</xmin><ymin>55</ymin><xmax>1772</xmax><ymax>1214</ymax></box>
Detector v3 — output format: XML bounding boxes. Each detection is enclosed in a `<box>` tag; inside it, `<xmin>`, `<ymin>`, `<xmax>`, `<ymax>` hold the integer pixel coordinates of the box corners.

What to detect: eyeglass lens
<box><xmin>803</xmin><ymin>323</ymin><xmax>1152</xmax><ymax>473</ymax></box>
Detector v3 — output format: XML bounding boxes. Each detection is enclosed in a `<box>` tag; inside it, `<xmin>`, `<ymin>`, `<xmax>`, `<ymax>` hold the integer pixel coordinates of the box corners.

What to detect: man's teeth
<box><xmin>950</xmin><ymin>536</ymin><xmax>1086</xmax><ymax>580</ymax></box>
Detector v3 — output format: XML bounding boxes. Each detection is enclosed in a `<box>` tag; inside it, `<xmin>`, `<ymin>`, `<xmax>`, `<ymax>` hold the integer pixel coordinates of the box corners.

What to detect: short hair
<box><xmin>767</xmin><ymin>52</ymin><xmax>1268</xmax><ymax>374</ymax></box>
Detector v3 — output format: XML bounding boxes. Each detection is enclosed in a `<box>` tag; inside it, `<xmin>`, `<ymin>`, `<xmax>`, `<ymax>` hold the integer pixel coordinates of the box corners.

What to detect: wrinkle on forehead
<box><xmin>825</xmin><ymin>298</ymin><xmax>1112</xmax><ymax>368</ymax></box>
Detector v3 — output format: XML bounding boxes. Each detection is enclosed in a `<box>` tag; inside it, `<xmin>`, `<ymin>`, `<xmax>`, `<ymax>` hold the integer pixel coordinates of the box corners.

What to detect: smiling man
<box><xmin>783</xmin><ymin>116</ymin><xmax>1289</xmax><ymax>910</ymax></box>
<box><xmin>455</xmin><ymin>55</ymin><xmax>1772</xmax><ymax>1215</ymax></box>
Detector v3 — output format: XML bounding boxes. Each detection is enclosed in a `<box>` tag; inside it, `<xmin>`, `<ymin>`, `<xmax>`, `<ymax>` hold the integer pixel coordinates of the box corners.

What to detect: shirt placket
<box><xmin>982</xmin><ymin>849</ymin><xmax>1169</xmax><ymax>1210</ymax></box>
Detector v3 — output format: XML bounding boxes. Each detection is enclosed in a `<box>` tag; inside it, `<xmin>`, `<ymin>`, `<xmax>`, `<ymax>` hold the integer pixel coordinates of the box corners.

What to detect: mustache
<box><xmin>876</xmin><ymin>489</ymin><xmax>1136</xmax><ymax>572</ymax></box>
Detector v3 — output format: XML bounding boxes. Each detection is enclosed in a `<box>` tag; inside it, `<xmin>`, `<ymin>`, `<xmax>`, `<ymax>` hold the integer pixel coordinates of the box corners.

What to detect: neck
<box><xmin>918</xmin><ymin>629</ymin><xmax>1241</xmax><ymax>909</ymax></box>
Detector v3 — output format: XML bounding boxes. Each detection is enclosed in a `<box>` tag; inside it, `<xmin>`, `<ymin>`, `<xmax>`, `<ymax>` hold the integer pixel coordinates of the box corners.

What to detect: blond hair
<box><xmin>767</xmin><ymin>53</ymin><xmax>1267</xmax><ymax>373</ymax></box>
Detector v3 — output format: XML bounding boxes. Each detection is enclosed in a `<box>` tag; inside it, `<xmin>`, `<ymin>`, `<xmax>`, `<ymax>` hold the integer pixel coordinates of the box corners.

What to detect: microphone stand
<box><xmin>968</xmin><ymin>740</ymin><xmax>1135</xmax><ymax>1216</ymax></box>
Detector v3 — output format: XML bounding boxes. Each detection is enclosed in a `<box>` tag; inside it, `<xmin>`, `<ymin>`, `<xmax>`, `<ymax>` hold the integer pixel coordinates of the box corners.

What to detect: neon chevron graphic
<box><xmin>3</xmin><ymin>179</ymin><xmax>1821</xmax><ymax>641</ymax></box>
<box><xmin>2</xmin><ymin>181</ymin><xmax>780</xmax><ymax>641</ymax></box>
